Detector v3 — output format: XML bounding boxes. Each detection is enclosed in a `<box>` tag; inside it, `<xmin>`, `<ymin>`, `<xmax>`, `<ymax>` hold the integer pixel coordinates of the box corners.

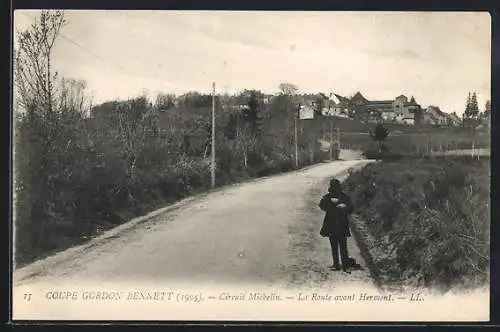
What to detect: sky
<box><xmin>13</xmin><ymin>10</ymin><xmax>491</xmax><ymax>115</ymax></box>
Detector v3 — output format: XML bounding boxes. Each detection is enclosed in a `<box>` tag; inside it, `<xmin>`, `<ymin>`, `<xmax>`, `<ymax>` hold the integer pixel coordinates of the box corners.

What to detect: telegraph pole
<box><xmin>336</xmin><ymin>127</ymin><xmax>341</xmax><ymax>151</ymax></box>
<box><xmin>295</xmin><ymin>106</ymin><xmax>299</xmax><ymax>168</ymax></box>
<box><xmin>329</xmin><ymin>120</ymin><xmax>333</xmax><ymax>160</ymax></box>
<box><xmin>211</xmin><ymin>82</ymin><xmax>216</xmax><ymax>188</ymax></box>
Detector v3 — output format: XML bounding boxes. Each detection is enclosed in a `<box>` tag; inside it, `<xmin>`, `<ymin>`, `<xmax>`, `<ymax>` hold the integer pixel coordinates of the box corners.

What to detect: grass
<box><xmin>343</xmin><ymin>156</ymin><xmax>490</xmax><ymax>292</ymax></box>
<box><xmin>338</xmin><ymin>132</ymin><xmax>490</xmax><ymax>154</ymax></box>
<box><xmin>309</xmin><ymin>115</ymin><xmax>491</xmax><ymax>154</ymax></box>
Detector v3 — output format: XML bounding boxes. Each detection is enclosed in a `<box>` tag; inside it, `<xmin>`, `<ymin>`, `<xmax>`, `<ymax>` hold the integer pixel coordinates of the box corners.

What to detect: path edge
<box><xmin>349</xmin><ymin>214</ymin><xmax>382</xmax><ymax>290</ymax></box>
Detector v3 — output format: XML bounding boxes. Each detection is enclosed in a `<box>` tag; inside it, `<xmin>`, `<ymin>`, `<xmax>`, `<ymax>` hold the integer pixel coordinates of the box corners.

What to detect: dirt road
<box><xmin>13</xmin><ymin>157</ymin><xmax>489</xmax><ymax>321</ymax></box>
<box><xmin>14</xmin><ymin>158</ymin><xmax>373</xmax><ymax>290</ymax></box>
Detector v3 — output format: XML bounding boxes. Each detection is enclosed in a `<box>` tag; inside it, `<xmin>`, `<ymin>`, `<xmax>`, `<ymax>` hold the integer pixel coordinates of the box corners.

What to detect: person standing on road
<box><xmin>319</xmin><ymin>178</ymin><xmax>354</xmax><ymax>273</ymax></box>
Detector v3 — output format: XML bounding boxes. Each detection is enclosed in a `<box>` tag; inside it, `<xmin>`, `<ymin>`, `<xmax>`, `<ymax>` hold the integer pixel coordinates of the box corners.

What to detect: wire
<box><xmin>57</xmin><ymin>32</ymin><xmax>138</xmax><ymax>77</ymax></box>
<box><xmin>18</xmin><ymin>12</ymin><xmax>187</xmax><ymax>91</ymax></box>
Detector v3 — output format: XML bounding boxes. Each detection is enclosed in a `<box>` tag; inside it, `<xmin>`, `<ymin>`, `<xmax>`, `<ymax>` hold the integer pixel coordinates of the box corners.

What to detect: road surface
<box><xmin>14</xmin><ymin>157</ymin><xmax>373</xmax><ymax>289</ymax></box>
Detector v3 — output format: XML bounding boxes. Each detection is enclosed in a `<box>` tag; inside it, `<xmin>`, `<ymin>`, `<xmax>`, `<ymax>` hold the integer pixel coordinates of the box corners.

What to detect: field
<box><xmin>306</xmin><ymin>115</ymin><xmax>490</xmax><ymax>154</ymax></box>
<box><xmin>343</xmin><ymin>156</ymin><xmax>490</xmax><ymax>292</ymax></box>
<box><xmin>339</xmin><ymin>131</ymin><xmax>490</xmax><ymax>155</ymax></box>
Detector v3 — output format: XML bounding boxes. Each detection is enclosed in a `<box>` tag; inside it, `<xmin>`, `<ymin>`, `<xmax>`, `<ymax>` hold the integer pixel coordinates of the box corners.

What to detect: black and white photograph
<box><xmin>11</xmin><ymin>10</ymin><xmax>491</xmax><ymax>321</ymax></box>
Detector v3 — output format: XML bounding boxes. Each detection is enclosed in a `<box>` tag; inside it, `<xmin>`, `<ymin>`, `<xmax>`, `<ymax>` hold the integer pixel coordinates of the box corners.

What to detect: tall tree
<box><xmin>484</xmin><ymin>100</ymin><xmax>491</xmax><ymax>118</ymax></box>
<box><xmin>413</xmin><ymin>106</ymin><xmax>425</xmax><ymax>127</ymax></box>
<box><xmin>277</xmin><ymin>83</ymin><xmax>299</xmax><ymax>158</ymax></box>
<box><xmin>278</xmin><ymin>83</ymin><xmax>298</xmax><ymax>96</ymax></box>
<box><xmin>314</xmin><ymin>95</ymin><xmax>325</xmax><ymax>116</ymax></box>
<box><xmin>470</xmin><ymin>92</ymin><xmax>479</xmax><ymax>118</ymax></box>
<box><xmin>113</xmin><ymin>96</ymin><xmax>158</xmax><ymax>189</ymax></box>
<box><xmin>154</xmin><ymin>93</ymin><xmax>176</xmax><ymax>111</ymax></box>
<box><xmin>463</xmin><ymin>92</ymin><xmax>481</xmax><ymax>158</ymax></box>
<box><xmin>464</xmin><ymin>92</ymin><xmax>472</xmax><ymax>118</ymax></box>
<box><xmin>244</xmin><ymin>90</ymin><xmax>262</xmax><ymax>136</ymax></box>
<box><xmin>13</xmin><ymin>10</ymin><xmax>98</xmax><ymax>259</ymax></box>
<box><xmin>14</xmin><ymin>10</ymin><xmax>66</xmax><ymax>114</ymax></box>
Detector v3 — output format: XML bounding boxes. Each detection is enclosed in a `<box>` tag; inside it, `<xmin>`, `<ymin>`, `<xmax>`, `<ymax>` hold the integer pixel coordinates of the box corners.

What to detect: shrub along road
<box><xmin>13</xmin><ymin>156</ymin><xmax>374</xmax><ymax>290</ymax></box>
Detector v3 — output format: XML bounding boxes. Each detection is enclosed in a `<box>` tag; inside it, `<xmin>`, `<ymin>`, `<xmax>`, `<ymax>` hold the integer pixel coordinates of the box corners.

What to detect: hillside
<box><xmin>302</xmin><ymin>114</ymin><xmax>490</xmax><ymax>154</ymax></box>
<box><xmin>306</xmin><ymin>114</ymin><xmax>487</xmax><ymax>135</ymax></box>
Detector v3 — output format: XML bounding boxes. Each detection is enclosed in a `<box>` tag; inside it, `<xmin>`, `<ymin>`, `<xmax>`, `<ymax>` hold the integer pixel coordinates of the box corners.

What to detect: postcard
<box><xmin>12</xmin><ymin>10</ymin><xmax>491</xmax><ymax>322</ymax></box>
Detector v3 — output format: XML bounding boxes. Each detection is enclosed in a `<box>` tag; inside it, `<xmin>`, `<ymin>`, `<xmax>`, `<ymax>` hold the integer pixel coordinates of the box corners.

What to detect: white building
<box><xmin>321</xmin><ymin>93</ymin><xmax>350</xmax><ymax>118</ymax></box>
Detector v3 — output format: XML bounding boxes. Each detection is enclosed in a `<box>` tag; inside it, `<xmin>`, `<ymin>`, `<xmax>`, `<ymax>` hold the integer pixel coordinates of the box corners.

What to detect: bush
<box><xmin>15</xmin><ymin>93</ymin><xmax>333</xmax><ymax>266</ymax></box>
<box><xmin>344</xmin><ymin>157</ymin><xmax>490</xmax><ymax>291</ymax></box>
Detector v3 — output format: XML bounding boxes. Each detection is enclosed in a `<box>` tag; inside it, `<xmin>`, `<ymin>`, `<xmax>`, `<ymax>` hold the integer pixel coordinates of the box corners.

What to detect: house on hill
<box><xmin>422</xmin><ymin>106</ymin><xmax>449</xmax><ymax>126</ymax></box>
<box><xmin>347</xmin><ymin>92</ymin><xmax>421</xmax><ymax>125</ymax></box>
<box><xmin>321</xmin><ymin>93</ymin><xmax>350</xmax><ymax>118</ymax></box>
<box><xmin>365</xmin><ymin>100</ymin><xmax>394</xmax><ymax>121</ymax></box>
<box><xmin>351</xmin><ymin>91</ymin><xmax>369</xmax><ymax>105</ymax></box>
<box><xmin>447</xmin><ymin>112</ymin><xmax>462</xmax><ymax>127</ymax></box>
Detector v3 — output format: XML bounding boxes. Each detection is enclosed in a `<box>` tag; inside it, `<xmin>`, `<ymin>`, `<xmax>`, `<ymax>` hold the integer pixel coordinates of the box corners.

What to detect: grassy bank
<box><xmin>343</xmin><ymin>156</ymin><xmax>490</xmax><ymax>292</ymax></box>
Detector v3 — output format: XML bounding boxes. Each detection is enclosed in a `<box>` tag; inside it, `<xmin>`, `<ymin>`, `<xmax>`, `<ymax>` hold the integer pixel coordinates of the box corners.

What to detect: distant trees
<box><xmin>464</xmin><ymin>92</ymin><xmax>480</xmax><ymax>122</ymax></box>
<box><xmin>235</xmin><ymin>90</ymin><xmax>262</xmax><ymax>169</ymax></box>
<box><xmin>463</xmin><ymin>92</ymin><xmax>482</xmax><ymax>158</ymax></box>
<box><xmin>278</xmin><ymin>83</ymin><xmax>298</xmax><ymax>96</ymax></box>
<box><xmin>180</xmin><ymin>92</ymin><xmax>212</xmax><ymax>108</ymax></box>
<box><xmin>115</xmin><ymin>96</ymin><xmax>157</xmax><ymax>182</ymax></box>
<box><xmin>484</xmin><ymin>100</ymin><xmax>491</xmax><ymax>118</ymax></box>
<box><xmin>314</xmin><ymin>95</ymin><xmax>325</xmax><ymax>117</ymax></box>
<box><xmin>243</xmin><ymin>90</ymin><xmax>262</xmax><ymax>136</ymax></box>
<box><xmin>154</xmin><ymin>93</ymin><xmax>176</xmax><ymax>110</ymax></box>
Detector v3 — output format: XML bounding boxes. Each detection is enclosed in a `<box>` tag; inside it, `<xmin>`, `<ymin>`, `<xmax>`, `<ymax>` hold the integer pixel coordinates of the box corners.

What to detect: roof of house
<box><xmin>335</xmin><ymin>94</ymin><xmax>350</xmax><ymax>103</ymax></box>
<box><xmin>366</xmin><ymin>100</ymin><xmax>394</xmax><ymax>105</ymax></box>
<box><xmin>426</xmin><ymin>106</ymin><xmax>447</xmax><ymax>117</ymax></box>
<box><xmin>365</xmin><ymin>101</ymin><xmax>394</xmax><ymax>112</ymax></box>
<box><xmin>329</xmin><ymin>94</ymin><xmax>342</xmax><ymax>104</ymax></box>
<box><xmin>351</xmin><ymin>92</ymin><xmax>368</xmax><ymax>103</ymax></box>
<box><xmin>346</xmin><ymin>92</ymin><xmax>424</xmax><ymax>112</ymax></box>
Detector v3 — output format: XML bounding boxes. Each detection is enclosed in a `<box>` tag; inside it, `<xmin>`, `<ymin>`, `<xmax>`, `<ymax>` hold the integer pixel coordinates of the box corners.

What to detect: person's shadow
<box><xmin>347</xmin><ymin>257</ymin><xmax>364</xmax><ymax>271</ymax></box>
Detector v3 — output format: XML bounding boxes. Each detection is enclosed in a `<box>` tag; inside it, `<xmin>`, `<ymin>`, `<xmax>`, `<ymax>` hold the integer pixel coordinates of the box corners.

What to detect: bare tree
<box><xmin>115</xmin><ymin>97</ymin><xmax>157</xmax><ymax>181</ymax></box>
<box><xmin>235</xmin><ymin>121</ymin><xmax>259</xmax><ymax>169</ymax></box>
<box><xmin>278</xmin><ymin>82</ymin><xmax>298</xmax><ymax>96</ymax></box>
<box><xmin>58</xmin><ymin>78</ymin><xmax>93</xmax><ymax>116</ymax></box>
<box><xmin>14</xmin><ymin>10</ymin><xmax>66</xmax><ymax>114</ymax></box>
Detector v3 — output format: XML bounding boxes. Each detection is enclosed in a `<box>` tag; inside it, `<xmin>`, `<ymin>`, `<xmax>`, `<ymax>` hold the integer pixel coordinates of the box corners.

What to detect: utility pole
<box><xmin>471</xmin><ymin>123</ymin><xmax>476</xmax><ymax>159</ymax></box>
<box><xmin>427</xmin><ymin>135</ymin><xmax>431</xmax><ymax>156</ymax></box>
<box><xmin>329</xmin><ymin>119</ymin><xmax>333</xmax><ymax>160</ymax></box>
<box><xmin>336</xmin><ymin>127</ymin><xmax>341</xmax><ymax>151</ymax></box>
<box><xmin>211</xmin><ymin>82</ymin><xmax>216</xmax><ymax>188</ymax></box>
<box><xmin>295</xmin><ymin>105</ymin><xmax>299</xmax><ymax>168</ymax></box>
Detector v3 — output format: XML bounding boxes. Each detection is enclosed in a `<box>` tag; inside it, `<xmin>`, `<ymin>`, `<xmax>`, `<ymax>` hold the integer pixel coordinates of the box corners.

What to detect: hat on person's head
<box><xmin>329</xmin><ymin>178</ymin><xmax>342</xmax><ymax>192</ymax></box>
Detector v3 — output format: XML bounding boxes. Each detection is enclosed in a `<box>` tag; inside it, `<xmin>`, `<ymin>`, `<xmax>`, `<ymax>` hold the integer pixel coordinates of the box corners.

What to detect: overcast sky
<box><xmin>14</xmin><ymin>10</ymin><xmax>491</xmax><ymax>114</ymax></box>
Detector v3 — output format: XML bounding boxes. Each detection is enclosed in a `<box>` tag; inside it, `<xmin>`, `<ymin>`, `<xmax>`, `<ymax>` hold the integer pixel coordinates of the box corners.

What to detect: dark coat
<box><xmin>319</xmin><ymin>191</ymin><xmax>354</xmax><ymax>238</ymax></box>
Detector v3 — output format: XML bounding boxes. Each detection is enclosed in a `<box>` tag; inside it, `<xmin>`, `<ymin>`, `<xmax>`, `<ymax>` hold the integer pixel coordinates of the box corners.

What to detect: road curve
<box><xmin>14</xmin><ymin>158</ymin><xmax>374</xmax><ymax>289</ymax></box>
